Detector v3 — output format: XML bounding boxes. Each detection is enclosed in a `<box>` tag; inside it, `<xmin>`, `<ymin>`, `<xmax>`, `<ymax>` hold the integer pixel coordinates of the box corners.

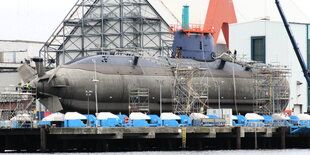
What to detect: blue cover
<box><xmin>192</xmin><ymin>120</ymin><xmax>203</xmax><ymax>126</ymax></box>
<box><xmin>84</xmin><ymin>114</ymin><xmax>97</xmax><ymax>127</ymax></box>
<box><xmin>289</xmin><ymin>115</ymin><xmax>300</xmax><ymax>126</ymax></box>
<box><xmin>148</xmin><ymin>115</ymin><xmax>162</xmax><ymax>127</ymax></box>
<box><xmin>38</xmin><ymin>121</ymin><xmax>51</xmax><ymax>127</ymax></box>
<box><xmin>131</xmin><ymin>119</ymin><xmax>149</xmax><ymax>127</ymax></box>
<box><xmin>232</xmin><ymin>115</ymin><xmax>246</xmax><ymax>126</ymax></box>
<box><xmin>162</xmin><ymin>120</ymin><xmax>180</xmax><ymax>127</ymax></box>
<box><xmin>299</xmin><ymin>120</ymin><xmax>310</xmax><ymax>126</ymax></box>
<box><xmin>117</xmin><ymin>114</ymin><xmax>130</xmax><ymax>127</ymax></box>
<box><xmin>207</xmin><ymin>115</ymin><xmax>219</xmax><ymax>119</ymax></box>
<box><xmin>235</xmin><ymin>115</ymin><xmax>247</xmax><ymax>126</ymax></box>
<box><xmin>262</xmin><ymin>115</ymin><xmax>274</xmax><ymax>126</ymax></box>
<box><xmin>246</xmin><ymin>120</ymin><xmax>264</xmax><ymax>127</ymax></box>
<box><xmin>99</xmin><ymin>118</ymin><xmax>122</xmax><ymax>127</ymax></box>
<box><xmin>64</xmin><ymin>119</ymin><xmax>86</xmax><ymax>127</ymax></box>
<box><xmin>178</xmin><ymin>115</ymin><xmax>192</xmax><ymax>127</ymax></box>
<box><xmin>12</xmin><ymin>121</ymin><xmax>32</xmax><ymax>128</ymax></box>
<box><xmin>290</xmin><ymin>126</ymin><xmax>310</xmax><ymax>134</ymax></box>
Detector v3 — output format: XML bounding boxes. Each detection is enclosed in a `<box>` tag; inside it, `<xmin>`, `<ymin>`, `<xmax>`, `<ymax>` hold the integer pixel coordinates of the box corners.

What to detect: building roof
<box><xmin>0</xmin><ymin>40</ymin><xmax>45</xmax><ymax>44</ymax></box>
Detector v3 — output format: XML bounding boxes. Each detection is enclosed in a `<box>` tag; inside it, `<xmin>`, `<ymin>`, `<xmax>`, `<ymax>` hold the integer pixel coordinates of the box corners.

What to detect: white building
<box><xmin>230</xmin><ymin>20</ymin><xmax>309</xmax><ymax>113</ymax></box>
<box><xmin>0</xmin><ymin>40</ymin><xmax>43</xmax><ymax>90</ymax></box>
<box><xmin>0</xmin><ymin>40</ymin><xmax>43</xmax><ymax>63</ymax></box>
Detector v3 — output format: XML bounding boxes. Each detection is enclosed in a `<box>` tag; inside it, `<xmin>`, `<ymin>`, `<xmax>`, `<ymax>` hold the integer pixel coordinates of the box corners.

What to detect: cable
<box><xmin>232</xmin><ymin>55</ymin><xmax>238</xmax><ymax>114</ymax></box>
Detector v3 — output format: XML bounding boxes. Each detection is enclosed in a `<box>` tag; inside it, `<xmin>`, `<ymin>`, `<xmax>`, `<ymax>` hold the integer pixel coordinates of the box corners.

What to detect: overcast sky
<box><xmin>0</xmin><ymin>0</ymin><xmax>77</xmax><ymax>41</ymax></box>
<box><xmin>163</xmin><ymin>0</ymin><xmax>310</xmax><ymax>24</ymax></box>
<box><xmin>0</xmin><ymin>0</ymin><xmax>310</xmax><ymax>42</ymax></box>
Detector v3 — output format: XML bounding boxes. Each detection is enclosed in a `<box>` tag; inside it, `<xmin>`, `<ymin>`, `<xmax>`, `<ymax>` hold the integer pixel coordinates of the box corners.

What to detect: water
<box><xmin>3</xmin><ymin>150</ymin><xmax>310</xmax><ymax>155</ymax></box>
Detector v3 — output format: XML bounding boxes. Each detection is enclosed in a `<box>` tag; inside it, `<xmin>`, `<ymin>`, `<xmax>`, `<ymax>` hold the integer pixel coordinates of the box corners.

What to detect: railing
<box><xmin>170</xmin><ymin>24</ymin><xmax>215</xmax><ymax>34</ymax></box>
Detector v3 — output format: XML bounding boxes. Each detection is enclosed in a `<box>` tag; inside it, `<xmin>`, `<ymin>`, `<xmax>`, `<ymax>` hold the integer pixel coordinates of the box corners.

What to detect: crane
<box><xmin>275</xmin><ymin>0</ymin><xmax>310</xmax><ymax>88</ymax></box>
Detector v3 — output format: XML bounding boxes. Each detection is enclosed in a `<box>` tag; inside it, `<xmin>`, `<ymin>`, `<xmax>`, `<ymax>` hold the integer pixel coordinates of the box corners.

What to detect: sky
<box><xmin>0</xmin><ymin>0</ymin><xmax>310</xmax><ymax>42</ymax></box>
<box><xmin>0</xmin><ymin>0</ymin><xmax>77</xmax><ymax>41</ymax></box>
<box><xmin>162</xmin><ymin>0</ymin><xmax>310</xmax><ymax>24</ymax></box>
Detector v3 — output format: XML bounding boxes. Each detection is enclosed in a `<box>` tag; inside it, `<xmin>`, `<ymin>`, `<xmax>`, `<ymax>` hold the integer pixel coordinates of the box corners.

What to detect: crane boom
<box><xmin>275</xmin><ymin>0</ymin><xmax>310</xmax><ymax>88</ymax></box>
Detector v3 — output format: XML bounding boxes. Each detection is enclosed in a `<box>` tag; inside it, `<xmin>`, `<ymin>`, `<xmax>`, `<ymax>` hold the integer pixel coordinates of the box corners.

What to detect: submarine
<box><xmin>17</xmin><ymin>30</ymin><xmax>289</xmax><ymax>114</ymax></box>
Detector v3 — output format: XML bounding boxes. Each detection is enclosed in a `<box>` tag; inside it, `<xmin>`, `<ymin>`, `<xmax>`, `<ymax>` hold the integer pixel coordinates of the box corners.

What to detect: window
<box><xmin>251</xmin><ymin>36</ymin><xmax>266</xmax><ymax>63</ymax></box>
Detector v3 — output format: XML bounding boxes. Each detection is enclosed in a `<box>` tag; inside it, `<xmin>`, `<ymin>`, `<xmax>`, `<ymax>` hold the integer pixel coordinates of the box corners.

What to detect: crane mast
<box><xmin>275</xmin><ymin>0</ymin><xmax>310</xmax><ymax>88</ymax></box>
<box><xmin>275</xmin><ymin>0</ymin><xmax>310</xmax><ymax>113</ymax></box>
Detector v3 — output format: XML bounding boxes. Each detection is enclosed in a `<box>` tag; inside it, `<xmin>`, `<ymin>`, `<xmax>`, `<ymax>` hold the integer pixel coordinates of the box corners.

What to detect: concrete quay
<box><xmin>0</xmin><ymin>126</ymin><xmax>309</xmax><ymax>152</ymax></box>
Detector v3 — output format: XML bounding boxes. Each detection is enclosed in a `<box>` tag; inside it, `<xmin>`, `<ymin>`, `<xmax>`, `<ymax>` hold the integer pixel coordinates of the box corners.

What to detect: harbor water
<box><xmin>4</xmin><ymin>150</ymin><xmax>310</xmax><ymax>155</ymax></box>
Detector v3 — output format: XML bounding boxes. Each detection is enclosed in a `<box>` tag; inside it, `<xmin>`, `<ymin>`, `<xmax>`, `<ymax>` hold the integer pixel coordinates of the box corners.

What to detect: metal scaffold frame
<box><xmin>253</xmin><ymin>63</ymin><xmax>291</xmax><ymax>115</ymax></box>
<box><xmin>0</xmin><ymin>90</ymin><xmax>35</xmax><ymax>121</ymax></box>
<box><xmin>39</xmin><ymin>0</ymin><xmax>173</xmax><ymax>67</ymax></box>
<box><xmin>214</xmin><ymin>52</ymin><xmax>291</xmax><ymax>115</ymax></box>
<box><xmin>128</xmin><ymin>88</ymin><xmax>150</xmax><ymax>113</ymax></box>
<box><xmin>172</xmin><ymin>59</ymin><xmax>210</xmax><ymax>115</ymax></box>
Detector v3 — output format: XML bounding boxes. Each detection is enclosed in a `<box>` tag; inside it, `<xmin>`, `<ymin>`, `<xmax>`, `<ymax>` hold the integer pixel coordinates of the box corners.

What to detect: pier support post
<box><xmin>268</xmin><ymin>138</ymin><xmax>272</xmax><ymax>149</ymax></box>
<box><xmin>0</xmin><ymin>136</ymin><xmax>4</xmax><ymax>153</ymax></box>
<box><xmin>236</xmin><ymin>127</ymin><xmax>241</xmax><ymax>149</ymax></box>
<box><xmin>168</xmin><ymin>139</ymin><xmax>173</xmax><ymax>150</ymax></box>
<box><xmin>280</xmin><ymin>127</ymin><xmax>286</xmax><ymax>149</ymax></box>
<box><xmin>40</xmin><ymin>126</ymin><xmax>46</xmax><ymax>152</ymax></box>
<box><xmin>197</xmin><ymin>140</ymin><xmax>203</xmax><ymax>150</ymax></box>
<box><xmin>137</xmin><ymin>140</ymin><xmax>142</xmax><ymax>151</ymax></box>
<box><xmin>181</xmin><ymin>127</ymin><xmax>187</xmax><ymax>149</ymax></box>
<box><xmin>104</xmin><ymin>141</ymin><xmax>109</xmax><ymax>152</ymax></box>
<box><xmin>227</xmin><ymin>138</ymin><xmax>232</xmax><ymax>149</ymax></box>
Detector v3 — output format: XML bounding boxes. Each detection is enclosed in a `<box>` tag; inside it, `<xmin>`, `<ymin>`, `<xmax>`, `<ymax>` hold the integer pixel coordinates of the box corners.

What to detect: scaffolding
<box><xmin>128</xmin><ymin>88</ymin><xmax>150</xmax><ymax>113</ymax></box>
<box><xmin>172</xmin><ymin>59</ymin><xmax>210</xmax><ymax>115</ymax></box>
<box><xmin>39</xmin><ymin>0</ymin><xmax>173</xmax><ymax>67</ymax></box>
<box><xmin>253</xmin><ymin>63</ymin><xmax>291</xmax><ymax>115</ymax></box>
<box><xmin>0</xmin><ymin>90</ymin><xmax>35</xmax><ymax>120</ymax></box>
<box><xmin>214</xmin><ymin>52</ymin><xmax>291</xmax><ymax>115</ymax></box>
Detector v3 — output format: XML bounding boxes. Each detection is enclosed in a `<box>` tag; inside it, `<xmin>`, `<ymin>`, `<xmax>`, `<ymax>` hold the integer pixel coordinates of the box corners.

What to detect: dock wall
<box><xmin>0</xmin><ymin>127</ymin><xmax>309</xmax><ymax>152</ymax></box>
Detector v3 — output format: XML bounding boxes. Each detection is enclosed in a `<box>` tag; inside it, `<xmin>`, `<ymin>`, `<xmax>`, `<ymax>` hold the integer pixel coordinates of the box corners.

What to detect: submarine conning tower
<box><xmin>171</xmin><ymin>5</ymin><xmax>216</xmax><ymax>61</ymax></box>
<box><xmin>172</xmin><ymin>30</ymin><xmax>215</xmax><ymax>61</ymax></box>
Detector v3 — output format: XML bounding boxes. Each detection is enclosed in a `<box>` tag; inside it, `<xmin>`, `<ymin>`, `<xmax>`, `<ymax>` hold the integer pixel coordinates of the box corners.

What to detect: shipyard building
<box><xmin>0</xmin><ymin>40</ymin><xmax>43</xmax><ymax>89</ymax></box>
<box><xmin>230</xmin><ymin>20</ymin><xmax>310</xmax><ymax>113</ymax></box>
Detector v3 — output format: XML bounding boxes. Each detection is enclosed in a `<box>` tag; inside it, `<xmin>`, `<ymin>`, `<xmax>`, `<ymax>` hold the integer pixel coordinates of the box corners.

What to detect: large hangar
<box><xmin>40</xmin><ymin>0</ymin><xmax>178</xmax><ymax>67</ymax></box>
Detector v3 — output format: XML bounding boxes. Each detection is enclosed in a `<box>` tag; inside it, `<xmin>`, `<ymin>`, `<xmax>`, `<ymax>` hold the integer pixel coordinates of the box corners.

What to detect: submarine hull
<box><xmin>34</xmin><ymin>55</ymin><xmax>289</xmax><ymax>114</ymax></box>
